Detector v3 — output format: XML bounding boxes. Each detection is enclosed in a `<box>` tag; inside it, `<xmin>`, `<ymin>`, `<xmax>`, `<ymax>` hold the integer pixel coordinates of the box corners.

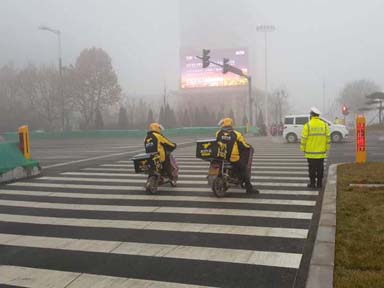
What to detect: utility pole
<box><xmin>163</xmin><ymin>80</ymin><xmax>167</xmax><ymax>107</ymax></box>
<box><xmin>39</xmin><ymin>25</ymin><xmax>64</xmax><ymax>131</ymax></box>
<box><xmin>322</xmin><ymin>78</ymin><xmax>326</xmax><ymax>115</ymax></box>
<box><xmin>256</xmin><ymin>24</ymin><xmax>275</xmax><ymax>129</ymax></box>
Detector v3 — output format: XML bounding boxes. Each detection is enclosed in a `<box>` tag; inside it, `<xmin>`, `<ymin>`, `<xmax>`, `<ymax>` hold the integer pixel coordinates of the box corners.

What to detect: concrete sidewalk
<box><xmin>306</xmin><ymin>164</ymin><xmax>338</xmax><ymax>288</ymax></box>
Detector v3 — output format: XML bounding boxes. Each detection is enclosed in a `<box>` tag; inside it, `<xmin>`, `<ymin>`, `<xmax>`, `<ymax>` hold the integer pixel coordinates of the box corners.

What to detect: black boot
<box><xmin>246</xmin><ymin>183</ymin><xmax>259</xmax><ymax>194</ymax></box>
<box><xmin>316</xmin><ymin>179</ymin><xmax>323</xmax><ymax>189</ymax></box>
<box><xmin>307</xmin><ymin>183</ymin><xmax>316</xmax><ymax>190</ymax></box>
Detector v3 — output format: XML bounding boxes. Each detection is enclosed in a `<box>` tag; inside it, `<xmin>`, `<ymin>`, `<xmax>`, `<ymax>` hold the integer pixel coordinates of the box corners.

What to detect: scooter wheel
<box><xmin>146</xmin><ymin>176</ymin><xmax>158</xmax><ymax>194</ymax></box>
<box><xmin>212</xmin><ymin>177</ymin><xmax>227</xmax><ymax>198</ymax></box>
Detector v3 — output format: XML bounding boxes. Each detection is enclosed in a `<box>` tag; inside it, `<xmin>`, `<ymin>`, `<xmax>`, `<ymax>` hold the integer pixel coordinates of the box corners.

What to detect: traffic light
<box><xmin>342</xmin><ymin>104</ymin><xmax>349</xmax><ymax>116</ymax></box>
<box><xmin>223</xmin><ymin>58</ymin><xmax>230</xmax><ymax>74</ymax></box>
<box><xmin>202</xmin><ymin>49</ymin><xmax>210</xmax><ymax>68</ymax></box>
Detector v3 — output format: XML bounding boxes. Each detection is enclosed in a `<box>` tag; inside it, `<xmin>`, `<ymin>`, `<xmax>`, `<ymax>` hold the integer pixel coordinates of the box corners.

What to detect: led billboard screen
<box><xmin>180</xmin><ymin>48</ymin><xmax>249</xmax><ymax>89</ymax></box>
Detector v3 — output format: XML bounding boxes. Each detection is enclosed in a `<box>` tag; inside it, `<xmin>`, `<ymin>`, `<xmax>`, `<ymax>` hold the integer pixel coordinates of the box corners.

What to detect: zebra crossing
<box><xmin>0</xmin><ymin>141</ymin><xmax>323</xmax><ymax>287</ymax></box>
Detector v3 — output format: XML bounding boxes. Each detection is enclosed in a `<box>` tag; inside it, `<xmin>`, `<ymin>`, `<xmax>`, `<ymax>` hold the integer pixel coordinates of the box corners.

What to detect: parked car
<box><xmin>283</xmin><ymin>114</ymin><xmax>349</xmax><ymax>143</ymax></box>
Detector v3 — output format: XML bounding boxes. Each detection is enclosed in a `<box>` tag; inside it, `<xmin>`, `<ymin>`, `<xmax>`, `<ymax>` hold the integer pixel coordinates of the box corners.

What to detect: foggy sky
<box><xmin>1</xmin><ymin>0</ymin><xmax>383</xmax><ymax>114</ymax></box>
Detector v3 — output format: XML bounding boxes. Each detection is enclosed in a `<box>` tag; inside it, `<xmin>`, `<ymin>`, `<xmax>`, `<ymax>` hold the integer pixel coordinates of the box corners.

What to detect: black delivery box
<box><xmin>196</xmin><ymin>139</ymin><xmax>218</xmax><ymax>160</ymax></box>
<box><xmin>131</xmin><ymin>152</ymin><xmax>160</xmax><ymax>173</ymax></box>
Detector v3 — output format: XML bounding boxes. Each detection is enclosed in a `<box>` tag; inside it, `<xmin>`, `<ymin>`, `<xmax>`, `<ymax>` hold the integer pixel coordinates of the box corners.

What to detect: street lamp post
<box><xmin>38</xmin><ymin>25</ymin><xmax>64</xmax><ymax>131</ymax></box>
<box><xmin>256</xmin><ymin>24</ymin><xmax>275</xmax><ymax>129</ymax></box>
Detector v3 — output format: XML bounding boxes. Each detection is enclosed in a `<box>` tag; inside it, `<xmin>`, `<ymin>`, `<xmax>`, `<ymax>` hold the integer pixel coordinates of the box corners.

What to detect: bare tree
<box><xmin>0</xmin><ymin>64</ymin><xmax>23</xmax><ymax>131</ymax></box>
<box><xmin>269</xmin><ymin>89</ymin><xmax>289</xmax><ymax>124</ymax></box>
<box><xmin>366</xmin><ymin>92</ymin><xmax>384</xmax><ymax>124</ymax></box>
<box><xmin>339</xmin><ymin>80</ymin><xmax>380</xmax><ymax>113</ymax></box>
<box><xmin>74</xmin><ymin>47</ymin><xmax>121</xmax><ymax>130</ymax></box>
<box><xmin>19</xmin><ymin>65</ymin><xmax>63</xmax><ymax>131</ymax></box>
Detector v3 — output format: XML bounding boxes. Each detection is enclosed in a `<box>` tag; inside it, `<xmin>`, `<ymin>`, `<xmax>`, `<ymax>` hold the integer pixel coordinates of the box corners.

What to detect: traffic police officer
<box><xmin>300</xmin><ymin>107</ymin><xmax>331</xmax><ymax>189</ymax></box>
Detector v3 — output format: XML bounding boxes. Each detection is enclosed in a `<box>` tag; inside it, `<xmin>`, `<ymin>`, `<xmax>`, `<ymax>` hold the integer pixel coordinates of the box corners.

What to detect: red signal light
<box><xmin>342</xmin><ymin>105</ymin><xmax>349</xmax><ymax>116</ymax></box>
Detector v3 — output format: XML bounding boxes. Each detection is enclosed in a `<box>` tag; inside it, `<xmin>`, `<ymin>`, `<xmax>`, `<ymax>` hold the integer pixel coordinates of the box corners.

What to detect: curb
<box><xmin>0</xmin><ymin>165</ymin><xmax>42</xmax><ymax>184</ymax></box>
<box><xmin>305</xmin><ymin>163</ymin><xmax>339</xmax><ymax>288</ymax></box>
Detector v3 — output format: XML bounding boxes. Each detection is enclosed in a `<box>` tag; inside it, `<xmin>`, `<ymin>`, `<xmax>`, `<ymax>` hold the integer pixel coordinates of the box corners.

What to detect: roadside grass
<box><xmin>334</xmin><ymin>163</ymin><xmax>384</xmax><ymax>288</ymax></box>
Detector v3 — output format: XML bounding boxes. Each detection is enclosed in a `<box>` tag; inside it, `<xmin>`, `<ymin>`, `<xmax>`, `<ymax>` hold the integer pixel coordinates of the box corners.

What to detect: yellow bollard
<box><xmin>356</xmin><ymin>115</ymin><xmax>366</xmax><ymax>164</ymax></box>
<box><xmin>18</xmin><ymin>125</ymin><xmax>31</xmax><ymax>160</ymax></box>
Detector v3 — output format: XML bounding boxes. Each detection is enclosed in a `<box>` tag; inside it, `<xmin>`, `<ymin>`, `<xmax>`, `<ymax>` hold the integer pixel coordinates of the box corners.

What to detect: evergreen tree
<box><xmin>194</xmin><ymin>107</ymin><xmax>201</xmax><ymax>126</ymax></box>
<box><xmin>210</xmin><ymin>111</ymin><xmax>216</xmax><ymax>126</ymax></box>
<box><xmin>159</xmin><ymin>106</ymin><xmax>165</xmax><ymax>124</ymax></box>
<box><xmin>95</xmin><ymin>109</ymin><xmax>104</xmax><ymax>130</ymax></box>
<box><xmin>182</xmin><ymin>108</ymin><xmax>191</xmax><ymax>127</ymax></box>
<box><xmin>202</xmin><ymin>106</ymin><xmax>210</xmax><ymax>126</ymax></box>
<box><xmin>242</xmin><ymin>115</ymin><xmax>248</xmax><ymax>126</ymax></box>
<box><xmin>217</xmin><ymin>110</ymin><xmax>224</xmax><ymax>123</ymax></box>
<box><xmin>257</xmin><ymin>109</ymin><xmax>267</xmax><ymax>136</ymax></box>
<box><xmin>229</xmin><ymin>109</ymin><xmax>235</xmax><ymax>123</ymax></box>
<box><xmin>118</xmin><ymin>106</ymin><xmax>128</xmax><ymax>129</ymax></box>
<box><xmin>169</xmin><ymin>107</ymin><xmax>178</xmax><ymax>128</ymax></box>
<box><xmin>147</xmin><ymin>108</ymin><xmax>154</xmax><ymax>125</ymax></box>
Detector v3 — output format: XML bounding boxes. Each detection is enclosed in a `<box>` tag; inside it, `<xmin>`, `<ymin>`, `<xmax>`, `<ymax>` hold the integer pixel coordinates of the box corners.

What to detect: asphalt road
<box><xmin>328</xmin><ymin>130</ymin><xmax>384</xmax><ymax>164</ymax></box>
<box><xmin>0</xmin><ymin>136</ymin><xmax>327</xmax><ymax>287</ymax></box>
<box><xmin>29</xmin><ymin>136</ymin><xmax>195</xmax><ymax>171</ymax></box>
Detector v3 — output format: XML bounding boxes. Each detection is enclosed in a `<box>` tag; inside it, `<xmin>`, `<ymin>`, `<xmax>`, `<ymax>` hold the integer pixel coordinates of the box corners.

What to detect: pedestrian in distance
<box><xmin>300</xmin><ymin>107</ymin><xmax>331</xmax><ymax>189</ymax></box>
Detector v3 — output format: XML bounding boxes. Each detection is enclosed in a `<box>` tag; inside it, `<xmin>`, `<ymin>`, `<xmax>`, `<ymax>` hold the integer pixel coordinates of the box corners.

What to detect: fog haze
<box><xmin>1</xmin><ymin>0</ymin><xmax>383</xmax><ymax>113</ymax></box>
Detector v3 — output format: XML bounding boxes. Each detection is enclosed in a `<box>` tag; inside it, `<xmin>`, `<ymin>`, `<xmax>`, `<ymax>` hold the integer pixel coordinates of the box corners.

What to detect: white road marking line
<box><xmin>7</xmin><ymin>182</ymin><xmax>319</xmax><ymax>195</ymax></box>
<box><xmin>0</xmin><ymin>189</ymin><xmax>316</xmax><ymax>206</ymax></box>
<box><xmin>37</xmin><ymin>176</ymin><xmax>309</xmax><ymax>187</ymax></box>
<box><xmin>0</xmin><ymin>200</ymin><xmax>313</xmax><ymax>219</ymax></box>
<box><xmin>42</xmin><ymin>141</ymin><xmax>192</xmax><ymax>169</ymax></box>
<box><xmin>0</xmin><ymin>266</ymin><xmax>213</xmax><ymax>288</ymax></box>
<box><xmin>0</xmin><ymin>214</ymin><xmax>309</xmax><ymax>238</ymax></box>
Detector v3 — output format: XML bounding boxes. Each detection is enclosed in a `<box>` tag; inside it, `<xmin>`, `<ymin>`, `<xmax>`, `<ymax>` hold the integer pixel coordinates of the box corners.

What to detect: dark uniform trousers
<box><xmin>307</xmin><ymin>158</ymin><xmax>325</xmax><ymax>186</ymax></box>
<box><xmin>231</xmin><ymin>148</ymin><xmax>253</xmax><ymax>190</ymax></box>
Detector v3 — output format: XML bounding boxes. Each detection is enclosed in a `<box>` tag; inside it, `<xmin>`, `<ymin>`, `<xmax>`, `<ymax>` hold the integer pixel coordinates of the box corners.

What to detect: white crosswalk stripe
<box><xmin>82</xmin><ymin>167</ymin><xmax>309</xmax><ymax>175</ymax></box>
<box><xmin>0</xmin><ymin>190</ymin><xmax>316</xmax><ymax>205</ymax></box>
<box><xmin>0</xmin><ymin>266</ymin><xmax>214</xmax><ymax>288</ymax></box>
<box><xmin>0</xmin><ymin>234</ymin><xmax>301</xmax><ymax>268</ymax></box>
<box><xmin>61</xmin><ymin>171</ymin><xmax>308</xmax><ymax>181</ymax></box>
<box><xmin>0</xmin><ymin>214</ymin><xmax>309</xmax><ymax>238</ymax></box>
<box><xmin>0</xmin><ymin>140</ymin><xmax>325</xmax><ymax>287</ymax></box>
<box><xmin>36</xmin><ymin>176</ymin><xmax>309</xmax><ymax>187</ymax></box>
<box><xmin>7</xmin><ymin>182</ymin><xmax>319</xmax><ymax>195</ymax></box>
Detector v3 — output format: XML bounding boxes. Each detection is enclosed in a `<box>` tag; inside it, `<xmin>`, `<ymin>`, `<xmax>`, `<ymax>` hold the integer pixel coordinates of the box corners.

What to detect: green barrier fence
<box><xmin>0</xmin><ymin>142</ymin><xmax>39</xmax><ymax>174</ymax></box>
<box><xmin>1</xmin><ymin>126</ymin><xmax>260</xmax><ymax>141</ymax></box>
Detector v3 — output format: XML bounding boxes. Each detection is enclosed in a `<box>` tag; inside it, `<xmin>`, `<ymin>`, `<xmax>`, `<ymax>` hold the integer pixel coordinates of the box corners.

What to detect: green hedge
<box><xmin>0</xmin><ymin>142</ymin><xmax>39</xmax><ymax>174</ymax></box>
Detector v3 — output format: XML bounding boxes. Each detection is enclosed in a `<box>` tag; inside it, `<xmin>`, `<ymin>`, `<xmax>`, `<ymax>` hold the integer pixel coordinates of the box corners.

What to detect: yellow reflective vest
<box><xmin>300</xmin><ymin>117</ymin><xmax>331</xmax><ymax>159</ymax></box>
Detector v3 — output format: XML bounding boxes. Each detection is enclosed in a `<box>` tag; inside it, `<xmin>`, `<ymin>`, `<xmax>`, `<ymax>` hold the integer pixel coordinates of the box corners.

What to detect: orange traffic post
<box><xmin>356</xmin><ymin>115</ymin><xmax>366</xmax><ymax>164</ymax></box>
<box><xmin>18</xmin><ymin>125</ymin><xmax>31</xmax><ymax>160</ymax></box>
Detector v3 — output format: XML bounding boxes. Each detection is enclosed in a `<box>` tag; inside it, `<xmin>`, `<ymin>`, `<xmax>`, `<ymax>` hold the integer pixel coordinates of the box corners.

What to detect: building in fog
<box><xmin>177</xmin><ymin>0</ymin><xmax>263</xmax><ymax>125</ymax></box>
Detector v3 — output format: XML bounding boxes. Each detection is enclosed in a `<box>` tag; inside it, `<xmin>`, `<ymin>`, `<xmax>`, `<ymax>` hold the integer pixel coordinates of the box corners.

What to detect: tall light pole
<box><xmin>38</xmin><ymin>25</ymin><xmax>64</xmax><ymax>131</ymax></box>
<box><xmin>256</xmin><ymin>24</ymin><xmax>275</xmax><ymax>128</ymax></box>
